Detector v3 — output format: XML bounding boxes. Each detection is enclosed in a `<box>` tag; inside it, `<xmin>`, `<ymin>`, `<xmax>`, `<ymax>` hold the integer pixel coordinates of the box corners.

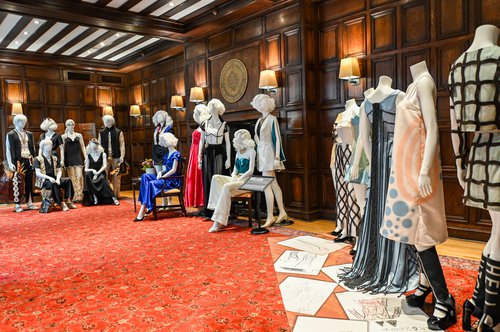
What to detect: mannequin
<box><xmin>5</xmin><ymin>114</ymin><xmax>37</xmax><ymax>212</ymax></box>
<box><xmin>34</xmin><ymin>139</ymin><xmax>76</xmax><ymax>212</ymax></box>
<box><xmin>330</xmin><ymin>99</ymin><xmax>361</xmax><ymax>247</ymax></box>
<box><xmin>345</xmin><ymin>88</ymin><xmax>373</xmax><ymax>254</ymax></box>
<box><xmin>83</xmin><ymin>138</ymin><xmax>119</xmax><ymax>206</ymax></box>
<box><xmin>39</xmin><ymin>118</ymin><xmax>63</xmax><ymax>157</ymax></box>
<box><xmin>98</xmin><ymin>115</ymin><xmax>125</xmax><ymax>198</ymax></box>
<box><xmin>448</xmin><ymin>24</ymin><xmax>500</xmax><ymax>332</ymax></box>
<box><xmin>380</xmin><ymin>61</ymin><xmax>454</xmax><ymax>330</ymax></box>
<box><xmin>152</xmin><ymin>110</ymin><xmax>174</xmax><ymax>173</ymax></box>
<box><xmin>339</xmin><ymin>76</ymin><xmax>419</xmax><ymax>294</ymax></box>
<box><xmin>198</xmin><ymin>99</ymin><xmax>231</xmax><ymax>218</ymax></box>
<box><xmin>251</xmin><ymin>94</ymin><xmax>287</xmax><ymax>228</ymax></box>
<box><xmin>134</xmin><ymin>133</ymin><xmax>182</xmax><ymax>221</ymax></box>
<box><xmin>207</xmin><ymin>129</ymin><xmax>256</xmax><ymax>232</ymax></box>
<box><xmin>61</xmin><ymin>119</ymin><xmax>86</xmax><ymax>202</ymax></box>
<box><xmin>185</xmin><ymin>104</ymin><xmax>209</xmax><ymax>208</ymax></box>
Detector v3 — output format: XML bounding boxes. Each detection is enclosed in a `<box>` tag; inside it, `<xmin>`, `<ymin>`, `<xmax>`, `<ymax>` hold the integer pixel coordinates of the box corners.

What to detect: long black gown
<box><xmin>83</xmin><ymin>152</ymin><xmax>116</xmax><ymax>205</ymax></box>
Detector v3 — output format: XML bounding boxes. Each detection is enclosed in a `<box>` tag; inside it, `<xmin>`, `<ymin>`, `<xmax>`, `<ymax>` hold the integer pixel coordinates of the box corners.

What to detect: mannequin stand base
<box><xmin>276</xmin><ymin>219</ymin><xmax>294</xmax><ymax>226</ymax></box>
<box><xmin>251</xmin><ymin>227</ymin><xmax>269</xmax><ymax>235</ymax></box>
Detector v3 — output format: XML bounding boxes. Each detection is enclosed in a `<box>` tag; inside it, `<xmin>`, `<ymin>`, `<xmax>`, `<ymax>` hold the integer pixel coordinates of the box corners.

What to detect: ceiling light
<box><xmin>168</xmin><ymin>1</ymin><xmax>175</xmax><ymax>6</ymax></box>
<box><xmin>34</xmin><ymin>20</ymin><xmax>40</xmax><ymax>24</ymax></box>
<box><xmin>87</xmin><ymin>50</ymin><xmax>91</xmax><ymax>53</ymax></box>
<box><xmin>23</xmin><ymin>31</ymin><xmax>29</xmax><ymax>35</ymax></box>
<box><xmin>115</xmin><ymin>33</ymin><xmax>121</xmax><ymax>37</ymax></box>
<box><xmin>100</xmin><ymin>42</ymin><xmax>105</xmax><ymax>46</ymax></box>
<box><xmin>14</xmin><ymin>41</ymin><xmax>19</xmax><ymax>45</ymax></box>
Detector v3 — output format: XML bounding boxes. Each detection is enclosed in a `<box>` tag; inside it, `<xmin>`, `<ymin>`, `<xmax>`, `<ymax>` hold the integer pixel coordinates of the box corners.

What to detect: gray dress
<box><xmin>339</xmin><ymin>90</ymin><xmax>418</xmax><ymax>294</ymax></box>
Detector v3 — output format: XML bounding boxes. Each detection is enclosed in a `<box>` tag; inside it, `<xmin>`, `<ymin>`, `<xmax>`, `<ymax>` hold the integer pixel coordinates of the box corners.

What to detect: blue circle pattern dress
<box><xmin>138</xmin><ymin>150</ymin><xmax>182</xmax><ymax>210</ymax></box>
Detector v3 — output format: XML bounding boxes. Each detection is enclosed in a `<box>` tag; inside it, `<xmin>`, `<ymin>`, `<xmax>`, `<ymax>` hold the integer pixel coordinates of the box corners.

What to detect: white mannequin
<box><xmin>85</xmin><ymin>139</ymin><xmax>119</xmax><ymax>206</ymax></box>
<box><xmin>40</xmin><ymin>118</ymin><xmax>62</xmax><ymax>157</ymax></box>
<box><xmin>99</xmin><ymin>115</ymin><xmax>125</xmax><ymax>198</ymax></box>
<box><xmin>5</xmin><ymin>114</ymin><xmax>36</xmax><ymax>211</ymax></box>
<box><xmin>251</xmin><ymin>94</ymin><xmax>288</xmax><ymax>227</ymax></box>
<box><xmin>193</xmin><ymin>104</ymin><xmax>209</xmax><ymax>131</ymax></box>
<box><xmin>450</xmin><ymin>24</ymin><xmax>500</xmax><ymax>331</ymax></box>
<box><xmin>197</xmin><ymin>100</ymin><xmax>231</xmax><ymax>170</ymax></box>
<box><xmin>152</xmin><ymin>110</ymin><xmax>174</xmax><ymax>174</ymax></box>
<box><xmin>61</xmin><ymin>119</ymin><xmax>86</xmax><ymax>202</ymax></box>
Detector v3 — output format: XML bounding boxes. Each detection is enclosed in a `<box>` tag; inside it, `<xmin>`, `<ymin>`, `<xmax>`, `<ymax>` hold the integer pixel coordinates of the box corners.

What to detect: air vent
<box><xmin>101</xmin><ymin>75</ymin><xmax>123</xmax><ymax>84</ymax></box>
<box><xmin>67</xmin><ymin>71</ymin><xmax>91</xmax><ymax>81</ymax></box>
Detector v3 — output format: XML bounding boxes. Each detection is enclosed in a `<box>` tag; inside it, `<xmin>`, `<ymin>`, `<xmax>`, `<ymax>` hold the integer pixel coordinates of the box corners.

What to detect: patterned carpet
<box><xmin>0</xmin><ymin>201</ymin><xmax>288</xmax><ymax>331</ymax></box>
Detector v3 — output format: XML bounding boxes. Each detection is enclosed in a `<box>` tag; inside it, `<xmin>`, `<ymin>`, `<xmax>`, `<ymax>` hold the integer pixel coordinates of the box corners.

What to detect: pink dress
<box><xmin>184</xmin><ymin>129</ymin><xmax>204</xmax><ymax>207</ymax></box>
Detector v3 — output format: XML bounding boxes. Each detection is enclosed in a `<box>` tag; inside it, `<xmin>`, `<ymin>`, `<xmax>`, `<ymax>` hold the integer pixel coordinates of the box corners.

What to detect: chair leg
<box><xmin>248</xmin><ymin>197</ymin><xmax>252</xmax><ymax>227</ymax></box>
<box><xmin>153</xmin><ymin>201</ymin><xmax>158</xmax><ymax>221</ymax></box>
<box><xmin>180</xmin><ymin>195</ymin><xmax>187</xmax><ymax>216</ymax></box>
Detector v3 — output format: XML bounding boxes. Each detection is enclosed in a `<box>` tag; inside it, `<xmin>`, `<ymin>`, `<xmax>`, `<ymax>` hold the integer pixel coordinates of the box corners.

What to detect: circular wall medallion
<box><xmin>220</xmin><ymin>59</ymin><xmax>248</xmax><ymax>103</ymax></box>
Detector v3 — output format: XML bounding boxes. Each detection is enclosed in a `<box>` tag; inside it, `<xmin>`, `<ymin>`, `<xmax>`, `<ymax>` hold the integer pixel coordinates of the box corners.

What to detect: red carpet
<box><xmin>0</xmin><ymin>202</ymin><xmax>289</xmax><ymax>331</ymax></box>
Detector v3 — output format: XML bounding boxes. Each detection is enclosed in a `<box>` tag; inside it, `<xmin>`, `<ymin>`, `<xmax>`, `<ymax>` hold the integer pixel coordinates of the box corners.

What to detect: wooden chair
<box><xmin>152</xmin><ymin>158</ymin><xmax>187</xmax><ymax>220</ymax></box>
<box><xmin>231</xmin><ymin>192</ymin><xmax>253</xmax><ymax>227</ymax></box>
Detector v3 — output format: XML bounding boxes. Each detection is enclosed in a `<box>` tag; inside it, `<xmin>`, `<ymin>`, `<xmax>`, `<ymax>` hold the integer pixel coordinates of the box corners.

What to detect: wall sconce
<box><xmin>339</xmin><ymin>57</ymin><xmax>361</xmax><ymax>85</ymax></box>
<box><xmin>129</xmin><ymin>104</ymin><xmax>141</xmax><ymax>117</ymax></box>
<box><xmin>11</xmin><ymin>102</ymin><xmax>23</xmax><ymax>115</ymax></box>
<box><xmin>259</xmin><ymin>69</ymin><xmax>278</xmax><ymax>94</ymax></box>
<box><xmin>102</xmin><ymin>105</ymin><xmax>114</xmax><ymax>116</ymax></box>
<box><xmin>170</xmin><ymin>95</ymin><xmax>185</xmax><ymax>111</ymax></box>
<box><xmin>189</xmin><ymin>87</ymin><xmax>205</xmax><ymax>104</ymax></box>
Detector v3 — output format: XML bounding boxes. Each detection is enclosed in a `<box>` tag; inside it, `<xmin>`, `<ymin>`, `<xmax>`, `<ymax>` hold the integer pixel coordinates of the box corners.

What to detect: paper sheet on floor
<box><xmin>279</xmin><ymin>276</ymin><xmax>336</xmax><ymax>315</ymax></box>
<box><xmin>274</xmin><ymin>250</ymin><xmax>328</xmax><ymax>275</ymax></box>
<box><xmin>335</xmin><ymin>291</ymin><xmax>435</xmax><ymax>331</ymax></box>
<box><xmin>321</xmin><ymin>263</ymin><xmax>357</xmax><ymax>291</ymax></box>
<box><xmin>276</xmin><ymin>235</ymin><xmax>346</xmax><ymax>255</ymax></box>
<box><xmin>293</xmin><ymin>316</ymin><xmax>368</xmax><ymax>332</ymax></box>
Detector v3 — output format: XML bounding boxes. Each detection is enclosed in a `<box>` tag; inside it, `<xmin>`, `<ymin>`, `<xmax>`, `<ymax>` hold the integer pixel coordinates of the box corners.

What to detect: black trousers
<box><xmin>42</xmin><ymin>177</ymin><xmax>74</xmax><ymax>205</ymax></box>
<box><xmin>202</xmin><ymin>144</ymin><xmax>228</xmax><ymax>215</ymax></box>
<box><xmin>18</xmin><ymin>158</ymin><xmax>34</xmax><ymax>204</ymax></box>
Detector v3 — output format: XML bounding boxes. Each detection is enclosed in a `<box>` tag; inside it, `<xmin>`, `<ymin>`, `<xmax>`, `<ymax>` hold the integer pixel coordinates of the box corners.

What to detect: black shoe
<box><xmin>349</xmin><ymin>249</ymin><xmax>356</xmax><ymax>256</ymax></box>
<box><xmin>334</xmin><ymin>236</ymin><xmax>354</xmax><ymax>243</ymax></box>
<box><xmin>406</xmin><ymin>284</ymin><xmax>432</xmax><ymax>308</ymax></box>
<box><xmin>427</xmin><ymin>295</ymin><xmax>457</xmax><ymax>331</ymax></box>
<box><xmin>462</xmin><ymin>299</ymin><xmax>483</xmax><ymax>331</ymax></box>
<box><xmin>134</xmin><ymin>217</ymin><xmax>144</xmax><ymax>222</ymax></box>
<box><xmin>330</xmin><ymin>229</ymin><xmax>342</xmax><ymax>236</ymax></box>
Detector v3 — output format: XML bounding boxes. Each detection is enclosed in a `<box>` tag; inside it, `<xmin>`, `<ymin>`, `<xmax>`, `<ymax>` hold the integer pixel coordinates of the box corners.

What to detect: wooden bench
<box><xmin>231</xmin><ymin>191</ymin><xmax>253</xmax><ymax>227</ymax></box>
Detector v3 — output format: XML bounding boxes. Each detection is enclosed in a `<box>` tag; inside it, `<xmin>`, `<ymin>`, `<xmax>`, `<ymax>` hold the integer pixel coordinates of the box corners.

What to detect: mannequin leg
<box><xmin>269</xmin><ymin>171</ymin><xmax>287</xmax><ymax>221</ymax></box>
<box><xmin>154</xmin><ymin>164</ymin><xmax>169</xmax><ymax>206</ymax></box>
<box><xmin>349</xmin><ymin>183</ymin><xmax>367</xmax><ymax>253</ymax></box>
<box><xmin>262</xmin><ymin>171</ymin><xmax>277</xmax><ymax>227</ymax></box>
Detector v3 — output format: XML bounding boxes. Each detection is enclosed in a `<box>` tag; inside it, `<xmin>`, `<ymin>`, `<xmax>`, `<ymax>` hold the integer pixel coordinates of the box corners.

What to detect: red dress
<box><xmin>184</xmin><ymin>128</ymin><xmax>204</xmax><ymax>207</ymax></box>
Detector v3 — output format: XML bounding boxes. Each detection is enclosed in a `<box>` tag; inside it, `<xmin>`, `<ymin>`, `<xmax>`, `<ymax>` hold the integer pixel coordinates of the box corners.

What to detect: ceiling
<box><xmin>0</xmin><ymin>0</ymin><xmax>285</xmax><ymax>71</ymax></box>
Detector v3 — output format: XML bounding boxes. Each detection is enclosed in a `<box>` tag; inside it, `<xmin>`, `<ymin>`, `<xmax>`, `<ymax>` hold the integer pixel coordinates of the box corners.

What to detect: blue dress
<box><xmin>138</xmin><ymin>150</ymin><xmax>181</xmax><ymax>210</ymax></box>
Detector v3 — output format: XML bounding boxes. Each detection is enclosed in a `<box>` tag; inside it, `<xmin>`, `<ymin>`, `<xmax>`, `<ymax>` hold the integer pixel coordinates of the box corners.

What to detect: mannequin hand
<box><xmin>55</xmin><ymin>178</ymin><xmax>61</xmax><ymax>185</ymax></box>
<box><xmin>92</xmin><ymin>169</ymin><xmax>97</xmax><ymax>175</ymax></box>
<box><xmin>8</xmin><ymin>163</ymin><xmax>16</xmax><ymax>172</ymax></box>
<box><xmin>225</xmin><ymin>159</ymin><xmax>231</xmax><ymax>169</ymax></box>
<box><xmin>456</xmin><ymin>167</ymin><xmax>465</xmax><ymax>190</ymax></box>
<box><xmin>93</xmin><ymin>174</ymin><xmax>98</xmax><ymax>181</ymax></box>
<box><xmin>350</xmin><ymin>163</ymin><xmax>359</xmax><ymax>180</ymax></box>
<box><xmin>231</xmin><ymin>174</ymin><xmax>238</xmax><ymax>181</ymax></box>
<box><xmin>48</xmin><ymin>177</ymin><xmax>56</xmax><ymax>184</ymax></box>
<box><xmin>198</xmin><ymin>160</ymin><xmax>202</xmax><ymax>170</ymax></box>
<box><xmin>273</xmin><ymin>159</ymin><xmax>281</xmax><ymax>169</ymax></box>
<box><xmin>119</xmin><ymin>157</ymin><xmax>124</xmax><ymax>163</ymax></box>
<box><xmin>418</xmin><ymin>174</ymin><xmax>433</xmax><ymax>197</ymax></box>
<box><xmin>156</xmin><ymin>172</ymin><xmax>163</xmax><ymax>180</ymax></box>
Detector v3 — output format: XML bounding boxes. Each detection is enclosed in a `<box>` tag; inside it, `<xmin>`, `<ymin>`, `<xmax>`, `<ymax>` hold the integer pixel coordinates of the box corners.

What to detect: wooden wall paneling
<box><xmin>47</xmin><ymin>107</ymin><xmax>64</xmax><ymax>123</ymax></box>
<box><xmin>26</xmin><ymin>80</ymin><xmax>43</xmax><ymax>104</ymax></box>
<box><xmin>97</xmin><ymin>86</ymin><xmax>113</xmax><ymax>107</ymax></box>
<box><xmin>25</xmin><ymin>105</ymin><xmax>44</xmax><ymax>128</ymax></box>
<box><xmin>194</xmin><ymin>58</ymin><xmax>207</xmax><ymax>87</ymax></box>
<box><xmin>319</xmin><ymin>24</ymin><xmax>338</xmax><ymax>64</ymax></box>
<box><xmin>159</xmin><ymin>77</ymin><xmax>167</xmax><ymax>101</ymax></box>
<box><xmin>401</xmin><ymin>49</ymin><xmax>430</xmax><ymax>88</ymax></box>
<box><xmin>319</xmin><ymin>0</ymin><xmax>366</xmax><ymax>22</ymax></box>
<box><xmin>436</xmin><ymin>40</ymin><xmax>469</xmax><ymax>91</ymax></box>
<box><xmin>46</xmin><ymin>82</ymin><xmax>63</xmax><ymax>105</ymax></box>
<box><xmin>436</xmin><ymin>0</ymin><xmax>468</xmax><ymax>40</ymax></box>
<box><xmin>142</xmin><ymin>82</ymin><xmax>150</xmax><ymax>104</ymax></box>
<box><xmin>342</xmin><ymin>16</ymin><xmax>366</xmax><ymax>57</ymax></box>
<box><xmin>265</xmin><ymin>34</ymin><xmax>281</xmax><ymax>69</ymax></box>
<box><xmin>321</xmin><ymin>171</ymin><xmax>336</xmax><ymax>212</ymax></box>
<box><xmin>400</xmin><ymin>0</ymin><xmax>430</xmax><ymax>47</ymax></box>
<box><xmin>372</xmin><ymin>55</ymin><xmax>397</xmax><ymax>88</ymax></box>
<box><xmin>284</xmin><ymin>29</ymin><xmax>301</xmax><ymax>67</ymax></box>
<box><xmin>285</xmin><ymin>133</ymin><xmax>305</xmax><ymax>168</ymax></box>
<box><xmin>234</xmin><ymin>18</ymin><xmax>263</xmax><ymax>43</ymax></box>
<box><xmin>4</xmin><ymin>79</ymin><xmax>22</xmax><ymax>103</ymax></box>
<box><xmin>371</xmin><ymin>0</ymin><xmax>398</xmax><ymax>7</ymax></box>
<box><xmin>284</xmin><ymin>70</ymin><xmax>303</xmax><ymax>107</ymax></box>
<box><xmin>115</xmin><ymin>107</ymin><xmax>128</xmax><ymax>129</ymax></box>
<box><xmin>25</xmin><ymin>67</ymin><xmax>60</xmax><ymax>81</ymax></box>
<box><xmin>113</xmin><ymin>87</ymin><xmax>127</xmax><ymax>106</ymax></box>
<box><xmin>371</xmin><ymin>8</ymin><xmax>396</xmax><ymax>53</ymax></box>
<box><xmin>150</xmin><ymin>80</ymin><xmax>159</xmax><ymax>104</ymax></box>
<box><xmin>265</xmin><ymin>4</ymin><xmax>300</xmax><ymax>33</ymax></box>
<box><xmin>319</xmin><ymin>65</ymin><xmax>340</xmax><ymax>106</ymax></box>
<box><xmin>475</xmin><ymin>0</ymin><xmax>500</xmax><ymax>26</ymax></box>
<box><xmin>436</xmin><ymin>94</ymin><xmax>453</xmax><ymax>122</ymax></box>
<box><xmin>289</xmin><ymin>173</ymin><xmax>305</xmax><ymax>208</ymax></box>
<box><xmin>208</xmin><ymin>30</ymin><xmax>232</xmax><ymax>54</ymax></box>
<box><xmin>131</xmin><ymin>84</ymin><xmax>142</xmax><ymax>105</ymax></box>
<box><xmin>83</xmin><ymin>85</ymin><xmax>96</xmax><ymax>106</ymax></box>
<box><xmin>185</xmin><ymin>41</ymin><xmax>206</xmax><ymax>61</ymax></box>
<box><xmin>65</xmin><ymin>106</ymin><xmax>81</xmax><ymax>124</ymax></box>
<box><xmin>0</xmin><ymin>64</ymin><xmax>21</xmax><ymax>78</ymax></box>
<box><xmin>286</xmin><ymin>109</ymin><xmax>303</xmax><ymax>130</ymax></box>
<box><xmin>83</xmin><ymin>107</ymin><xmax>98</xmax><ymax>124</ymax></box>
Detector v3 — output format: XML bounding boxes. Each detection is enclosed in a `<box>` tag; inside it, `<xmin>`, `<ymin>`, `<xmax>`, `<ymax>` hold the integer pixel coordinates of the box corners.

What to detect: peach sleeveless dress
<box><xmin>380</xmin><ymin>73</ymin><xmax>447</xmax><ymax>247</ymax></box>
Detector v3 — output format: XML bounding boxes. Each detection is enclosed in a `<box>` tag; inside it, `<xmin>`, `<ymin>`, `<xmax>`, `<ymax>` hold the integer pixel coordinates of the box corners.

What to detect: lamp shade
<box><xmin>11</xmin><ymin>102</ymin><xmax>23</xmax><ymax>115</ymax></box>
<box><xmin>103</xmin><ymin>106</ymin><xmax>113</xmax><ymax>116</ymax></box>
<box><xmin>130</xmin><ymin>104</ymin><xmax>140</xmax><ymax>117</ymax></box>
<box><xmin>170</xmin><ymin>95</ymin><xmax>184</xmax><ymax>109</ymax></box>
<box><xmin>339</xmin><ymin>57</ymin><xmax>361</xmax><ymax>80</ymax></box>
<box><xmin>259</xmin><ymin>70</ymin><xmax>278</xmax><ymax>89</ymax></box>
<box><xmin>189</xmin><ymin>87</ymin><xmax>204</xmax><ymax>102</ymax></box>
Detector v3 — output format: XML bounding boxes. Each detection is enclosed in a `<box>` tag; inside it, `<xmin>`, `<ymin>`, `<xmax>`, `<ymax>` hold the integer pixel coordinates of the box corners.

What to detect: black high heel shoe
<box><xmin>427</xmin><ymin>295</ymin><xmax>457</xmax><ymax>331</ymax></box>
<box><xmin>406</xmin><ymin>284</ymin><xmax>432</xmax><ymax>308</ymax></box>
<box><xmin>133</xmin><ymin>217</ymin><xmax>144</xmax><ymax>222</ymax></box>
<box><xmin>330</xmin><ymin>229</ymin><xmax>342</xmax><ymax>236</ymax></box>
<box><xmin>462</xmin><ymin>299</ymin><xmax>483</xmax><ymax>331</ymax></box>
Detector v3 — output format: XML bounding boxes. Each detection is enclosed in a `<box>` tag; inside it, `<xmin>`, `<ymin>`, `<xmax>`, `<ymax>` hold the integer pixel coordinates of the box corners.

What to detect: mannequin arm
<box><xmin>60</xmin><ymin>142</ymin><xmax>65</xmax><ymax>167</ymax></box>
<box><xmin>84</xmin><ymin>156</ymin><xmax>93</xmax><ymax>173</ymax></box>
<box><xmin>161</xmin><ymin>159</ymin><xmax>178</xmax><ymax>178</ymax></box>
<box><xmin>359</xmin><ymin>105</ymin><xmax>371</xmax><ymax>163</ymax></box>
<box><xmin>35</xmin><ymin>167</ymin><xmax>56</xmax><ymax>183</ymax></box>
<box><xmin>449</xmin><ymin>98</ymin><xmax>465</xmax><ymax>189</ymax></box>
<box><xmin>198</xmin><ymin>131</ymin><xmax>205</xmax><ymax>170</ymax></box>
<box><xmin>272</xmin><ymin>117</ymin><xmax>283</xmax><ymax>160</ymax></box>
<box><xmin>417</xmin><ymin>77</ymin><xmax>439</xmax><ymax>197</ymax></box>
<box><xmin>5</xmin><ymin>137</ymin><xmax>15</xmax><ymax>170</ymax></box>
<box><xmin>224</xmin><ymin>130</ymin><xmax>231</xmax><ymax>169</ymax></box>
<box><xmin>119</xmin><ymin>132</ymin><xmax>125</xmax><ymax>162</ymax></box>
<box><xmin>97</xmin><ymin>153</ymin><xmax>107</xmax><ymax>175</ymax></box>
<box><xmin>78</xmin><ymin>133</ymin><xmax>86</xmax><ymax>157</ymax></box>
<box><xmin>239</xmin><ymin>150</ymin><xmax>256</xmax><ymax>181</ymax></box>
<box><xmin>350</xmin><ymin>136</ymin><xmax>365</xmax><ymax>179</ymax></box>
<box><xmin>56</xmin><ymin>166</ymin><xmax>62</xmax><ymax>184</ymax></box>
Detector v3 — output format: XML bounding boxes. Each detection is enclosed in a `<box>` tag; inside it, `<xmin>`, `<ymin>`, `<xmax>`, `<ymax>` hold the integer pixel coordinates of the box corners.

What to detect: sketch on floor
<box><xmin>274</xmin><ymin>250</ymin><xmax>328</xmax><ymax>275</ymax></box>
<box><xmin>336</xmin><ymin>292</ymin><xmax>433</xmax><ymax>331</ymax></box>
<box><xmin>279</xmin><ymin>276</ymin><xmax>337</xmax><ymax>315</ymax></box>
<box><xmin>277</xmin><ymin>235</ymin><xmax>346</xmax><ymax>255</ymax></box>
<box><xmin>293</xmin><ymin>316</ymin><xmax>368</xmax><ymax>332</ymax></box>
<box><xmin>321</xmin><ymin>263</ymin><xmax>357</xmax><ymax>291</ymax></box>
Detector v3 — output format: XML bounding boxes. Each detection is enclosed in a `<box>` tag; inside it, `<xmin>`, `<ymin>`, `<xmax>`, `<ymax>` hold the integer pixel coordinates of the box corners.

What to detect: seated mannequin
<box><xmin>134</xmin><ymin>133</ymin><xmax>182</xmax><ymax>222</ymax></box>
<box><xmin>207</xmin><ymin>129</ymin><xmax>256</xmax><ymax>232</ymax></box>
<box><xmin>34</xmin><ymin>139</ymin><xmax>76</xmax><ymax>212</ymax></box>
<box><xmin>82</xmin><ymin>138</ymin><xmax>119</xmax><ymax>206</ymax></box>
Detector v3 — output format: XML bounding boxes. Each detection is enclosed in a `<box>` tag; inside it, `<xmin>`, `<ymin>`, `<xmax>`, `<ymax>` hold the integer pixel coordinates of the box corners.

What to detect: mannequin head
<box><xmin>233</xmin><ymin>129</ymin><xmax>255</xmax><ymax>152</ymax></box>
<box><xmin>377</xmin><ymin>76</ymin><xmax>393</xmax><ymax>88</ymax></box>
<box><xmin>468</xmin><ymin>24</ymin><xmax>499</xmax><ymax>52</ymax></box>
<box><xmin>207</xmin><ymin>99</ymin><xmax>225</xmax><ymax>116</ymax></box>
<box><xmin>41</xmin><ymin>118</ymin><xmax>57</xmax><ymax>132</ymax></box>
<box><xmin>86</xmin><ymin>138</ymin><xmax>103</xmax><ymax>154</ymax></box>
<box><xmin>39</xmin><ymin>139</ymin><xmax>53</xmax><ymax>157</ymax></box>
<box><xmin>153</xmin><ymin>110</ymin><xmax>173</xmax><ymax>127</ymax></box>
<box><xmin>103</xmin><ymin>115</ymin><xmax>115</xmax><ymax>128</ymax></box>
<box><xmin>251</xmin><ymin>94</ymin><xmax>275</xmax><ymax>115</ymax></box>
<box><xmin>13</xmin><ymin>114</ymin><xmax>28</xmax><ymax>130</ymax></box>
<box><xmin>193</xmin><ymin>104</ymin><xmax>209</xmax><ymax>124</ymax></box>
<box><xmin>159</xmin><ymin>132</ymin><xmax>178</xmax><ymax>148</ymax></box>
<box><xmin>65</xmin><ymin>119</ymin><xmax>75</xmax><ymax>134</ymax></box>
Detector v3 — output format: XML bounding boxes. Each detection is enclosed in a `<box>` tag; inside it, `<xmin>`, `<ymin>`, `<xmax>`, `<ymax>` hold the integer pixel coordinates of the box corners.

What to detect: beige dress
<box><xmin>380</xmin><ymin>73</ymin><xmax>448</xmax><ymax>247</ymax></box>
